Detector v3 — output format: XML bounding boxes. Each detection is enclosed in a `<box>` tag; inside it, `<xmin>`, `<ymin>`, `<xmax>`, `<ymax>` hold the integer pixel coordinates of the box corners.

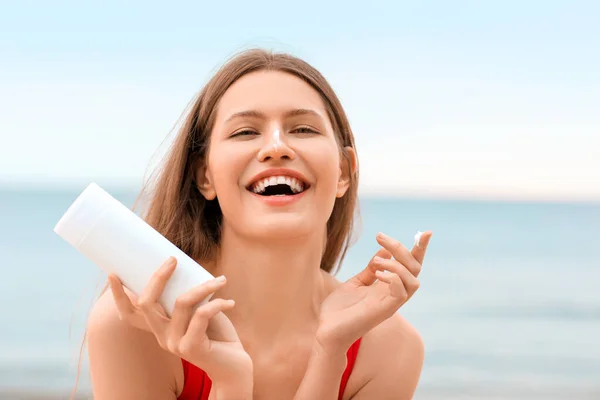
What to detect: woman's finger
<box><xmin>373</xmin><ymin>257</ymin><xmax>420</xmax><ymax>296</ymax></box>
<box><xmin>183</xmin><ymin>299</ymin><xmax>236</xmax><ymax>346</ymax></box>
<box><xmin>376</xmin><ymin>233</ymin><xmax>424</xmax><ymax>277</ymax></box>
<box><xmin>375</xmin><ymin>270</ymin><xmax>408</xmax><ymax>300</ymax></box>
<box><xmin>137</xmin><ymin>257</ymin><xmax>177</xmax><ymax>312</ymax></box>
<box><xmin>108</xmin><ymin>274</ymin><xmax>135</xmax><ymax>321</ymax></box>
<box><xmin>135</xmin><ymin>257</ymin><xmax>177</xmax><ymax>342</ymax></box>
<box><xmin>348</xmin><ymin>248</ymin><xmax>392</xmax><ymax>287</ymax></box>
<box><xmin>170</xmin><ymin>276</ymin><xmax>227</xmax><ymax>339</ymax></box>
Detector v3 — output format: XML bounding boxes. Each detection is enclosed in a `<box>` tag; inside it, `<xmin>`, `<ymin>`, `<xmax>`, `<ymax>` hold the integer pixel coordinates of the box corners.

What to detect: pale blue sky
<box><xmin>1</xmin><ymin>1</ymin><xmax>599</xmax><ymax>200</ymax></box>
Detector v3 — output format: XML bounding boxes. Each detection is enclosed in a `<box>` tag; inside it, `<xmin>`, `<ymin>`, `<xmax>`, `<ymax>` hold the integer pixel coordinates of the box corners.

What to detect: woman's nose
<box><xmin>257</xmin><ymin>128</ymin><xmax>296</xmax><ymax>161</ymax></box>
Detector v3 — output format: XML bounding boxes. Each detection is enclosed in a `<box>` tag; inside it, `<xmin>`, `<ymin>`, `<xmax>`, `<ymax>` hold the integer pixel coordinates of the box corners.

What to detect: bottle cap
<box><xmin>54</xmin><ymin>182</ymin><xmax>112</xmax><ymax>247</ymax></box>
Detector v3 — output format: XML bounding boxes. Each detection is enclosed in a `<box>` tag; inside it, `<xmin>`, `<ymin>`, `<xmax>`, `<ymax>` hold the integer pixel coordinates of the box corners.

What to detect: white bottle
<box><xmin>54</xmin><ymin>182</ymin><xmax>215</xmax><ymax>317</ymax></box>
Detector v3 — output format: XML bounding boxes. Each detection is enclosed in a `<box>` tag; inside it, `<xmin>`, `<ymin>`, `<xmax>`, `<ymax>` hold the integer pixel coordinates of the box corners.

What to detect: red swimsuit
<box><xmin>178</xmin><ymin>338</ymin><xmax>362</xmax><ymax>400</ymax></box>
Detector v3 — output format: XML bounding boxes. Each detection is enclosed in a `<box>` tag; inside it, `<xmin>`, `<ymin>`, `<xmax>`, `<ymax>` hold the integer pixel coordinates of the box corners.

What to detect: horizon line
<box><xmin>1</xmin><ymin>181</ymin><xmax>598</xmax><ymax>205</ymax></box>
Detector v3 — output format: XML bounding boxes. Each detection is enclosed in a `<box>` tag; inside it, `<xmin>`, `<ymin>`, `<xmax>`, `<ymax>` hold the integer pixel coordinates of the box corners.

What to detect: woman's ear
<box><xmin>336</xmin><ymin>146</ymin><xmax>357</xmax><ymax>198</ymax></box>
<box><xmin>194</xmin><ymin>158</ymin><xmax>217</xmax><ymax>200</ymax></box>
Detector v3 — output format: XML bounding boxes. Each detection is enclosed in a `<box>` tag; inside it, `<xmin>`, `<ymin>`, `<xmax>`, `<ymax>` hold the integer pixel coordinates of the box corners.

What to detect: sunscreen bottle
<box><xmin>53</xmin><ymin>182</ymin><xmax>214</xmax><ymax>316</ymax></box>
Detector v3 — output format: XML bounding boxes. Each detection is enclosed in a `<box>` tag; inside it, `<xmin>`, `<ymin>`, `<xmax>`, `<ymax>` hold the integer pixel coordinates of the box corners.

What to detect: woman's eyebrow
<box><xmin>283</xmin><ymin>108</ymin><xmax>323</xmax><ymax>120</ymax></box>
<box><xmin>224</xmin><ymin>108</ymin><xmax>324</xmax><ymax>123</ymax></box>
<box><xmin>225</xmin><ymin>109</ymin><xmax>265</xmax><ymax>123</ymax></box>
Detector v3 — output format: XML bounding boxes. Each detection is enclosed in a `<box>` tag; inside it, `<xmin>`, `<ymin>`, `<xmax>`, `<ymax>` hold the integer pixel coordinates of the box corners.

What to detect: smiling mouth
<box><xmin>247</xmin><ymin>176</ymin><xmax>310</xmax><ymax>196</ymax></box>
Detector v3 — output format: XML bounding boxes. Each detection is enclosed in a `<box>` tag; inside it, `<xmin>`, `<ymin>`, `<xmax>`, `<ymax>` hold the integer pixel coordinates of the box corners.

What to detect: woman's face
<box><xmin>197</xmin><ymin>70</ymin><xmax>354</xmax><ymax>241</ymax></box>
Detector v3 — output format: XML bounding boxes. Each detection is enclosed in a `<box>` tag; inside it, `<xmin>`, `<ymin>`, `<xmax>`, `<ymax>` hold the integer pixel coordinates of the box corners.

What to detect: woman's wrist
<box><xmin>312</xmin><ymin>335</ymin><xmax>348</xmax><ymax>370</ymax></box>
<box><xmin>315</xmin><ymin>327</ymin><xmax>354</xmax><ymax>360</ymax></box>
<box><xmin>292</xmin><ymin>338</ymin><xmax>348</xmax><ymax>400</ymax></box>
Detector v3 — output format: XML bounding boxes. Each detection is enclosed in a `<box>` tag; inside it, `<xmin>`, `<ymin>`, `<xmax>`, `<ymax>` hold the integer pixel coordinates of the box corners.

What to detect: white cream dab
<box><xmin>414</xmin><ymin>230</ymin><xmax>424</xmax><ymax>248</ymax></box>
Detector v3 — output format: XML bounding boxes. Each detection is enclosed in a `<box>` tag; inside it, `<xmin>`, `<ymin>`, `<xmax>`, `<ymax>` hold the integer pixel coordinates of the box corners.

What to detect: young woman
<box><xmin>87</xmin><ymin>48</ymin><xmax>433</xmax><ymax>400</ymax></box>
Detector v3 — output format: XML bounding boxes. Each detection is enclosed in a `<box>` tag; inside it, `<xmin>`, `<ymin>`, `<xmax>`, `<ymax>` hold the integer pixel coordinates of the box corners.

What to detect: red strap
<box><xmin>178</xmin><ymin>338</ymin><xmax>361</xmax><ymax>400</ymax></box>
<box><xmin>338</xmin><ymin>337</ymin><xmax>362</xmax><ymax>400</ymax></box>
<box><xmin>178</xmin><ymin>358</ymin><xmax>211</xmax><ymax>400</ymax></box>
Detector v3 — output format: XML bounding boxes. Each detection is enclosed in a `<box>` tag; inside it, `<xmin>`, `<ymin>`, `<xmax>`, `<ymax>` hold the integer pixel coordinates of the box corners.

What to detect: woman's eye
<box><xmin>232</xmin><ymin>129</ymin><xmax>258</xmax><ymax>137</ymax></box>
<box><xmin>292</xmin><ymin>126</ymin><xmax>319</xmax><ymax>134</ymax></box>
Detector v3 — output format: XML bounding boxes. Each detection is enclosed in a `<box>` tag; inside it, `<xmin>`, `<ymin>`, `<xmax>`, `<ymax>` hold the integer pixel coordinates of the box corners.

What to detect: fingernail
<box><xmin>377</xmin><ymin>232</ymin><xmax>389</xmax><ymax>240</ymax></box>
<box><xmin>215</xmin><ymin>275</ymin><xmax>226</xmax><ymax>283</ymax></box>
<box><xmin>375</xmin><ymin>269</ymin><xmax>391</xmax><ymax>277</ymax></box>
<box><xmin>373</xmin><ymin>256</ymin><xmax>384</xmax><ymax>264</ymax></box>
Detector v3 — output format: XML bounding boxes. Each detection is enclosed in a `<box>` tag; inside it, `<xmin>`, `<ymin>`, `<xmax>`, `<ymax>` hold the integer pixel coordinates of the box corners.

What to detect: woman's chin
<box><xmin>241</xmin><ymin>215</ymin><xmax>322</xmax><ymax>242</ymax></box>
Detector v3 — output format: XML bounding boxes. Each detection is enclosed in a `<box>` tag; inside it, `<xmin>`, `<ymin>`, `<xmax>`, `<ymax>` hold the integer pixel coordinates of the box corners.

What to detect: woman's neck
<box><xmin>211</xmin><ymin>227</ymin><xmax>329</xmax><ymax>348</ymax></box>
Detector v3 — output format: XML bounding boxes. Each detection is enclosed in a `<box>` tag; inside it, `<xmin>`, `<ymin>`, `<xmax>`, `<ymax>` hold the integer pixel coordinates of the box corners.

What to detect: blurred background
<box><xmin>1</xmin><ymin>1</ymin><xmax>599</xmax><ymax>399</ymax></box>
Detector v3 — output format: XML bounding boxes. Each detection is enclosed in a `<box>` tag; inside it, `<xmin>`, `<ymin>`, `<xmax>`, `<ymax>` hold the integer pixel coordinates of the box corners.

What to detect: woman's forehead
<box><xmin>215</xmin><ymin>70</ymin><xmax>327</xmax><ymax>122</ymax></box>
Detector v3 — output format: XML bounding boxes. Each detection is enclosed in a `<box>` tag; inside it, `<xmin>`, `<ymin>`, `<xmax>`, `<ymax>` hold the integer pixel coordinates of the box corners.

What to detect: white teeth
<box><xmin>250</xmin><ymin>175</ymin><xmax>306</xmax><ymax>195</ymax></box>
<box><xmin>292</xmin><ymin>180</ymin><xmax>301</xmax><ymax>193</ymax></box>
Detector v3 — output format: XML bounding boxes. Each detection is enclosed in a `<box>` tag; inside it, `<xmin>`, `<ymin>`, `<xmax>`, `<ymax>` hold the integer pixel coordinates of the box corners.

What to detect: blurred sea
<box><xmin>1</xmin><ymin>186</ymin><xmax>599</xmax><ymax>399</ymax></box>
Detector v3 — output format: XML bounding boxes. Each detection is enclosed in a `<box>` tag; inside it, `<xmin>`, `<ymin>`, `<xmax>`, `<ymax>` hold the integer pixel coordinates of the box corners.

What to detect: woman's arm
<box><xmin>294</xmin><ymin>314</ymin><xmax>424</xmax><ymax>400</ymax></box>
<box><xmin>89</xmin><ymin>258</ymin><xmax>254</xmax><ymax>400</ymax></box>
<box><xmin>295</xmin><ymin>231</ymin><xmax>432</xmax><ymax>400</ymax></box>
<box><xmin>87</xmin><ymin>291</ymin><xmax>182</xmax><ymax>399</ymax></box>
<box><xmin>293</xmin><ymin>340</ymin><xmax>348</xmax><ymax>400</ymax></box>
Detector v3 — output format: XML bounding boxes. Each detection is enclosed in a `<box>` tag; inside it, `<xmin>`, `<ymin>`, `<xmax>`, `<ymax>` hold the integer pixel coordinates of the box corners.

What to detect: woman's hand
<box><xmin>316</xmin><ymin>231</ymin><xmax>432</xmax><ymax>353</ymax></box>
<box><xmin>108</xmin><ymin>257</ymin><xmax>253</xmax><ymax>392</ymax></box>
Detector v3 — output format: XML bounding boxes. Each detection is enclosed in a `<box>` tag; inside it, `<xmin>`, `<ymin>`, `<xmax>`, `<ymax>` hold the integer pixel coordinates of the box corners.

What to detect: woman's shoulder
<box><xmin>345</xmin><ymin>313</ymin><xmax>424</xmax><ymax>399</ymax></box>
<box><xmin>87</xmin><ymin>289</ymin><xmax>184</xmax><ymax>399</ymax></box>
<box><xmin>362</xmin><ymin>312</ymin><xmax>424</xmax><ymax>368</ymax></box>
